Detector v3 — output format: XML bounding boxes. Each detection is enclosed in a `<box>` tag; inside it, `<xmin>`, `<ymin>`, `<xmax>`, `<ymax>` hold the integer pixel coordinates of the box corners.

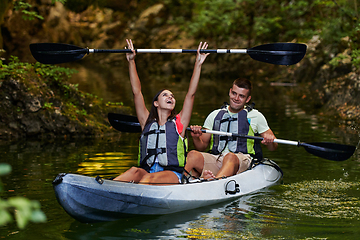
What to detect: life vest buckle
<box><xmin>155</xmin><ymin>148</ymin><xmax>163</xmax><ymax>154</ymax></box>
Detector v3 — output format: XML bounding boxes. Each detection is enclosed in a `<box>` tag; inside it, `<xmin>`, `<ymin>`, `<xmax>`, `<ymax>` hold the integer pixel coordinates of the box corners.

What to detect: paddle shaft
<box><xmin>46</xmin><ymin>48</ymin><xmax>303</xmax><ymax>55</ymax></box>
<box><xmin>189</xmin><ymin>128</ymin><xmax>299</xmax><ymax>146</ymax></box>
<box><xmin>89</xmin><ymin>49</ymin><xmax>302</xmax><ymax>55</ymax></box>
<box><xmin>92</xmin><ymin>49</ymin><xmax>247</xmax><ymax>53</ymax></box>
<box><xmin>187</xmin><ymin>128</ymin><xmax>353</xmax><ymax>155</ymax></box>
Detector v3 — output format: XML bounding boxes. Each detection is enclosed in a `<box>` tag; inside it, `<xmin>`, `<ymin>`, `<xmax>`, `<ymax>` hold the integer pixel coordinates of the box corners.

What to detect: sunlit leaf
<box><xmin>0</xmin><ymin>208</ymin><xmax>13</xmax><ymax>226</ymax></box>
<box><xmin>8</xmin><ymin>197</ymin><xmax>45</xmax><ymax>229</ymax></box>
<box><xmin>30</xmin><ymin>210</ymin><xmax>47</xmax><ymax>223</ymax></box>
<box><xmin>0</xmin><ymin>163</ymin><xmax>12</xmax><ymax>176</ymax></box>
<box><xmin>8</xmin><ymin>197</ymin><xmax>32</xmax><ymax>209</ymax></box>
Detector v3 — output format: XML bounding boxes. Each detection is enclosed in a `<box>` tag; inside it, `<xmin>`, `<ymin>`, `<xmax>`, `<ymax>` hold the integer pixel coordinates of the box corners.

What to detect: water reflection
<box><xmin>1</xmin><ymin>73</ymin><xmax>360</xmax><ymax>238</ymax></box>
<box><xmin>77</xmin><ymin>149</ymin><xmax>138</xmax><ymax>176</ymax></box>
<box><xmin>62</xmin><ymin>192</ymin><xmax>269</xmax><ymax>239</ymax></box>
<box><xmin>258</xmin><ymin>180</ymin><xmax>360</xmax><ymax>219</ymax></box>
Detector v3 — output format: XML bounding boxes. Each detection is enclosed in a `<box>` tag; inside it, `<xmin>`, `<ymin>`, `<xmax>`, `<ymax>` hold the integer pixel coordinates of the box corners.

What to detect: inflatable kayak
<box><xmin>53</xmin><ymin>159</ymin><xmax>282</xmax><ymax>223</ymax></box>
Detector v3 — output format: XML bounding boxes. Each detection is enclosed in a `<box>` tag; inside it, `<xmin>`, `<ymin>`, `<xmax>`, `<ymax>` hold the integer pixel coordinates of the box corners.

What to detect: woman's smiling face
<box><xmin>154</xmin><ymin>90</ymin><xmax>176</xmax><ymax>110</ymax></box>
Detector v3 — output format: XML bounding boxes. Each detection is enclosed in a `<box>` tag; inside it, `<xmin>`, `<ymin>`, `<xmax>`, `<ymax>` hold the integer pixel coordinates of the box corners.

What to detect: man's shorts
<box><xmin>200</xmin><ymin>152</ymin><xmax>252</xmax><ymax>177</ymax></box>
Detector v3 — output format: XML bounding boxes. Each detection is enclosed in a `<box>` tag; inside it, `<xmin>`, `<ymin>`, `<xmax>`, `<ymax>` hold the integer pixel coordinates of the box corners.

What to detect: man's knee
<box><xmin>223</xmin><ymin>153</ymin><xmax>239</xmax><ymax>165</ymax></box>
<box><xmin>186</xmin><ymin>150</ymin><xmax>203</xmax><ymax>166</ymax></box>
<box><xmin>185</xmin><ymin>150</ymin><xmax>204</xmax><ymax>177</ymax></box>
<box><xmin>187</xmin><ymin>150</ymin><xmax>201</xmax><ymax>160</ymax></box>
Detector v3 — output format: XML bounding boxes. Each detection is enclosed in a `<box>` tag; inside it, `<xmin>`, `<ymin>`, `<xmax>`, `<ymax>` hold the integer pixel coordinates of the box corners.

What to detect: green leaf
<box><xmin>0</xmin><ymin>209</ymin><xmax>13</xmax><ymax>227</ymax></box>
<box><xmin>8</xmin><ymin>197</ymin><xmax>34</xmax><ymax>228</ymax></box>
<box><xmin>30</xmin><ymin>210</ymin><xmax>47</xmax><ymax>223</ymax></box>
<box><xmin>0</xmin><ymin>163</ymin><xmax>12</xmax><ymax>176</ymax></box>
<box><xmin>8</xmin><ymin>196</ymin><xmax>32</xmax><ymax>209</ymax></box>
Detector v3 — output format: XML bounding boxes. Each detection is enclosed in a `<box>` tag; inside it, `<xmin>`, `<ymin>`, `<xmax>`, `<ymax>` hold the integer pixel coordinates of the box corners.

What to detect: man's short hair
<box><xmin>233</xmin><ymin>78</ymin><xmax>252</xmax><ymax>96</ymax></box>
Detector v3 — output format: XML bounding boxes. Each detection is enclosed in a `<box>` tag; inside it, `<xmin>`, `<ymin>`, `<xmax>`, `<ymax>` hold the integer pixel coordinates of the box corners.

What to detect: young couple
<box><xmin>113</xmin><ymin>39</ymin><xmax>277</xmax><ymax>185</ymax></box>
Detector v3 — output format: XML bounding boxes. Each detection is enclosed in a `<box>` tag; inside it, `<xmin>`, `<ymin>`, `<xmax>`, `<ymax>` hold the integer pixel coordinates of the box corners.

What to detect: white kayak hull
<box><xmin>53</xmin><ymin>159</ymin><xmax>282</xmax><ymax>222</ymax></box>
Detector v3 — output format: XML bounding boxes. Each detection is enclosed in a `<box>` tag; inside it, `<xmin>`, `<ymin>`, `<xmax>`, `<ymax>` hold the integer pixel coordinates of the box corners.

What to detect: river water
<box><xmin>1</xmin><ymin>65</ymin><xmax>360</xmax><ymax>239</ymax></box>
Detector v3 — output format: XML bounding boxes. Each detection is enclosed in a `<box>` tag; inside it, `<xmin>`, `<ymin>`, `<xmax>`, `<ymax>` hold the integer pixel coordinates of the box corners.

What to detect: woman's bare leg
<box><xmin>139</xmin><ymin>171</ymin><xmax>179</xmax><ymax>185</ymax></box>
<box><xmin>113</xmin><ymin>166</ymin><xmax>148</xmax><ymax>182</ymax></box>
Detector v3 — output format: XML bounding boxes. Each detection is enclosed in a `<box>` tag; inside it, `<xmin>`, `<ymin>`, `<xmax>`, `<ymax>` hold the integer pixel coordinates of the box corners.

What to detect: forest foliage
<box><xmin>164</xmin><ymin>0</ymin><xmax>359</xmax><ymax>67</ymax></box>
<box><xmin>4</xmin><ymin>0</ymin><xmax>360</xmax><ymax>68</ymax></box>
<box><xmin>36</xmin><ymin>0</ymin><xmax>360</xmax><ymax>67</ymax></box>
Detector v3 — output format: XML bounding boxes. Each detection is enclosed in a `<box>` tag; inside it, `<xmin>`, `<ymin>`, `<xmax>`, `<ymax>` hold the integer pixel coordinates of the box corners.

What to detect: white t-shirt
<box><xmin>203</xmin><ymin>106</ymin><xmax>270</xmax><ymax>134</ymax></box>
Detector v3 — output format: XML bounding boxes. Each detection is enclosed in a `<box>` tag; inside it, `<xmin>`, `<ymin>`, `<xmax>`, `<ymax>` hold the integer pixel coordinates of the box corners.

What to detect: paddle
<box><xmin>107</xmin><ymin>113</ymin><xmax>356</xmax><ymax>161</ymax></box>
<box><xmin>29</xmin><ymin>42</ymin><xmax>307</xmax><ymax>65</ymax></box>
<box><xmin>188</xmin><ymin>128</ymin><xmax>356</xmax><ymax>161</ymax></box>
<box><xmin>108</xmin><ymin>113</ymin><xmax>141</xmax><ymax>133</ymax></box>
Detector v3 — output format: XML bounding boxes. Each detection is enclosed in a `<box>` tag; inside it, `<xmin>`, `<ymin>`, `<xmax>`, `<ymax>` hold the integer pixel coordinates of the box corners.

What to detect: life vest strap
<box><xmin>142</xmin><ymin>147</ymin><xmax>167</xmax><ymax>163</ymax></box>
<box><xmin>143</xmin><ymin>129</ymin><xmax>165</xmax><ymax>136</ymax></box>
<box><xmin>220</xmin><ymin>116</ymin><xmax>237</xmax><ymax>124</ymax></box>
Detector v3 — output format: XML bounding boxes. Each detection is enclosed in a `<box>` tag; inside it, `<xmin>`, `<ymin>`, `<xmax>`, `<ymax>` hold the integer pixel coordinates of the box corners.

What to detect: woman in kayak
<box><xmin>113</xmin><ymin>39</ymin><xmax>209</xmax><ymax>184</ymax></box>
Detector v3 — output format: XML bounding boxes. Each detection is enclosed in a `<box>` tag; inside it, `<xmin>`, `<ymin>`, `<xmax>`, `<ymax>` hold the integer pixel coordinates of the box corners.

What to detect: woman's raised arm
<box><xmin>126</xmin><ymin>39</ymin><xmax>149</xmax><ymax>130</ymax></box>
<box><xmin>179</xmin><ymin>42</ymin><xmax>210</xmax><ymax>137</ymax></box>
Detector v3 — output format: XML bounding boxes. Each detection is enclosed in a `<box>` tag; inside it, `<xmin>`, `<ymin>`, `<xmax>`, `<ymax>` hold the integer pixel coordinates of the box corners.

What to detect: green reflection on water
<box><xmin>265</xmin><ymin>180</ymin><xmax>360</xmax><ymax>219</ymax></box>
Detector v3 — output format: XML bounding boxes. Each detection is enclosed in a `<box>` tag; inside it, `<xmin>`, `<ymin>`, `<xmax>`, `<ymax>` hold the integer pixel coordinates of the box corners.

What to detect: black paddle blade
<box><xmin>301</xmin><ymin>142</ymin><xmax>356</xmax><ymax>161</ymax></box>
<box><xmin>30</xmin><ymin>43</ymin><xmax>88</xmax><ymax>64</ymax></box>
<box><xmin>247</xmin><ymin>43</ymin><xmax>307</xmax><ymax>65</ymax></box>
<box><xmin>108</xmin><ymin>113</ymin><xmax>141</xmax><ymax>133</ymax></box>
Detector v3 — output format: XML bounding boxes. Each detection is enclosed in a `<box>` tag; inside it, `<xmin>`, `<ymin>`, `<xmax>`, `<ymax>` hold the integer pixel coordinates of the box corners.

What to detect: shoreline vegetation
<box><xmin>1</xmin><ymin>0</ymin><xmax>360</xmax><ymax>139</ymax></box>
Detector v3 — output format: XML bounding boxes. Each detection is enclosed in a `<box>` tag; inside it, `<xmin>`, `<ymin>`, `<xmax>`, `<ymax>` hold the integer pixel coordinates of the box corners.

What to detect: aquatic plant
<box><xmin>0</xmin><ymin>163</ymin><xmax>46</xmax><ymax>229</ymax></box>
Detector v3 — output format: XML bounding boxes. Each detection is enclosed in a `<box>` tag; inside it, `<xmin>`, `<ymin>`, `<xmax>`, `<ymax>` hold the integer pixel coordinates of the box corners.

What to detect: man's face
<box><xmin>228</xmin><ymin>84</ymin><xmax>251</xmax><ymax>112</ymax></box>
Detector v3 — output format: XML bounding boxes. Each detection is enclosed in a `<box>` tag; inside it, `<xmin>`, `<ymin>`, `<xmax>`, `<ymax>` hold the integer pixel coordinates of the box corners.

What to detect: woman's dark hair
<box><xmin>145</xmin><ymin>89</ymin><xmax>177</xmax><ymax>126</ymax></box>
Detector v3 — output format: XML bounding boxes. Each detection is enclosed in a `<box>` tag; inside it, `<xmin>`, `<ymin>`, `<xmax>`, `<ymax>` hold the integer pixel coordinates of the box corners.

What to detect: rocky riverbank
<box><xmin>0</xmin><ymin>62</ymin><xmax>132</xmax><ymax>139</ymax></box>
<box><xmin>288</xmin><ymin>36</ymin><xmax>360</xmax><ymax>126</ymax></box>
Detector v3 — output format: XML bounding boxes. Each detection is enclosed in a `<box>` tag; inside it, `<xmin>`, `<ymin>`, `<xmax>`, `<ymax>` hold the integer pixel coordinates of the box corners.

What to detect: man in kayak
<box><xmin>113</xmin><ymin>39</ymin><xmax>210</xmax><ymax>184</ymax></box>
<box><xmin>185</xmin><ymin>78</ymin><xmax>278</xmax><ymax>180</ymax></box>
